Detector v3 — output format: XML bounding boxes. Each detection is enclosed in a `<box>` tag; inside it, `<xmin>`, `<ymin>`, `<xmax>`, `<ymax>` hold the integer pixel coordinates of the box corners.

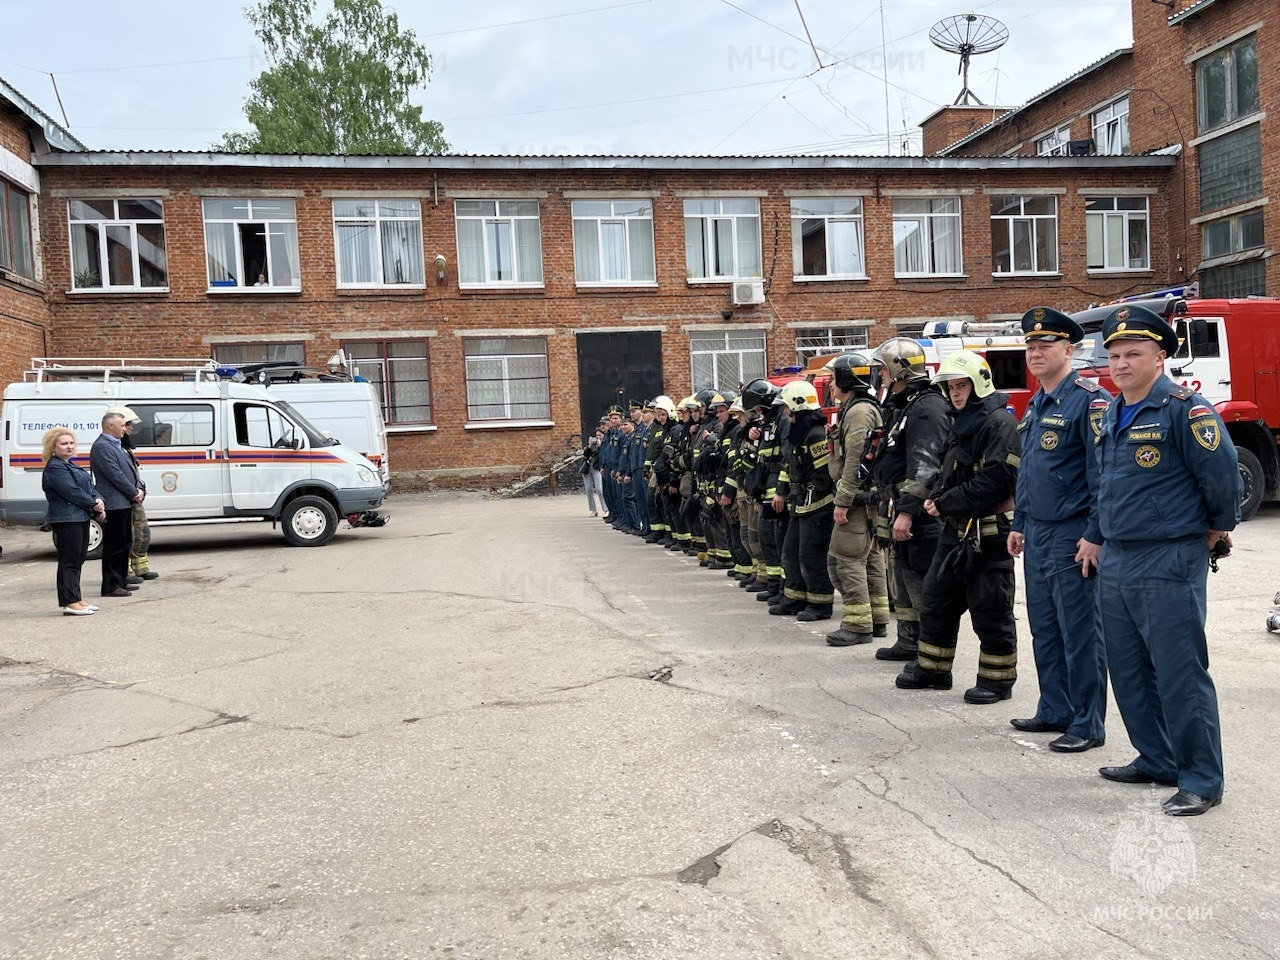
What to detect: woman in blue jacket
<box><xmin>41</xmin><ymin>428</ymin><xmax>106</xmax><ymax>616</ymax></box>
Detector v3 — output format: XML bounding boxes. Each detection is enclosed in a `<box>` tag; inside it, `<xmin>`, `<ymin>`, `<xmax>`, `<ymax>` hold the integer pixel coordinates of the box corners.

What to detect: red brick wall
<box><xmin>921</xmin><ymin>106</ymin><xmax>1012</xmax><ymax>157</ymax></box>
<box><xmin>0</xmin><ymin>108</ymin><xmax>48</xmax><ymax>388</ymax></box>
<box><xmin>33</xmin><ymin>159</ymin><xmax>1179</xmax><ymax>478</ymax></box>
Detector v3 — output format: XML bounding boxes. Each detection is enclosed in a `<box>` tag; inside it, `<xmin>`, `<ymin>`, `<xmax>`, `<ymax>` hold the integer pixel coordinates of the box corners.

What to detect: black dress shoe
<box><xmin>872</xmin><ymin>623</ymin><xmax>888</xmax><ymax>638</ymax></box>
<box><xmin>101</xmin><ymin>587</ymin><xmax>132</xmax><ymax>598</ymax></box>
<box><xmin>124</xmin><ymin>584</ymin><xmax>140</xmax><ymax>591</ymax></box>
<box><xmin>826</xmin><ymin>629</ymin><xmax>873</xmax><ymax>647</ymax></box>
<box><xmin>963</xmin><ymin>685</ymin><xmax>1012</xmax><ymax>705</ymax></box>
<box><xmin>876</xmin><ymin>643</ymin><xmax>917</xmax><ymax>662</ymax></box>
<box><xmin>1049</xmin><ymin>734</ymin><xmax>1106</xmax><ymax>752</ymax></box>
<box><xmin>1162</xmin><ymin>790</ymin><xmax>1222</xmax><ymax>816</ymax></box>
<box><xmin>1010</xmin><ymin>717</ymin><xmax>1069</xmax><ymax>733</ymax></box>
<box><xmin>895</xmin><ymin>662</ymin><xmax>953</xmax><ymax>690</ymax></box>
<box><xmin>1098</xmin><ymin>764</ymin><xmax>1178</xmax><ymax>786</ymax></box>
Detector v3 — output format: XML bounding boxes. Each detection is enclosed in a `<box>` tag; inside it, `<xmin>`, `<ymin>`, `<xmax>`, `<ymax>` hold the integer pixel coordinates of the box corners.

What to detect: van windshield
<box><xmin>275</xmin><ymin>401</ymin><xmax>340</xmax><ymax>446</ymax></box>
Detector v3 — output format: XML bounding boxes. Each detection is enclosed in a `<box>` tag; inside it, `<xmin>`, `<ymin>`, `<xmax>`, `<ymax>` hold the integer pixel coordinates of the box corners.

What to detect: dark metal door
<box><xmin>575</xmin><ymin>331</ymin><xmax>664</xmax><ymax>440</ymax></box>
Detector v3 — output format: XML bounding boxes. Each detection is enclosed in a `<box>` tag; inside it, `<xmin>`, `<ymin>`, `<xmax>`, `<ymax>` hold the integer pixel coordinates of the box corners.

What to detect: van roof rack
<box><xmin>25</xmin><ymin>357</ymin><xmax>220</xmax><ymax>385</ymax></box>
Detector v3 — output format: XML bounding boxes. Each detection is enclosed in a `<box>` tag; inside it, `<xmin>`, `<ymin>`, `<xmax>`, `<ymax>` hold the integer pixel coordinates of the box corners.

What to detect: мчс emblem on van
<box><xmin>161</xmin><ymin>471</ymin><xmax>179</xmax><ymax>493</ymax></box>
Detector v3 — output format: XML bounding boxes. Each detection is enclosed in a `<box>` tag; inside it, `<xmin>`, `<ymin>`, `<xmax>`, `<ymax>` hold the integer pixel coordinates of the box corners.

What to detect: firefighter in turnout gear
<box><xmin>824</xmin><ymin>353</ymin><xmax>890</xmax><ymax>647</ymax></box>
<box><xmin>868</xmin><ymin>338</ymin><xmax>948</xmax><ymax>661</ymax></box>
<box><xmin>644</xmin><ymin>397</ymin><xmax>676</xmax><ymax>544</ymax></box>
<box><xmin>681</xmin><ymin>396</ymin><xmax>710</xmax><ymax>558</ymax></box>
<box><xmin>717</xmin><ymin>396</ymin><xmax>758</xmax><ymax>582</ymax></box>
<box><xmin>772</xmin><ymin>380</ymin><xmax>836</xmax><ymax>621</ymax></box>
<box><xmin>693</xmin><ymin>389</ymin><xmax>732</xmax><ymax>569</ymax></box>
<box><xmin>1008</xmin><ymin>307</ymin><xmax>1111</xmax><ymax>752</ymax></box>
<box><xmin>738</xmin><ymin>378</ymin><xmax>790</xmax><ymax>602</ymax></box>
<box><xmin>663</xmin><ymin>398</ymin><xmax>698</xmax><ymax>552</ymax></box>
<box><xmin>896</xmin><ymin>350</ymin><xmax>1020</xmax><ymax>705</ymax></box>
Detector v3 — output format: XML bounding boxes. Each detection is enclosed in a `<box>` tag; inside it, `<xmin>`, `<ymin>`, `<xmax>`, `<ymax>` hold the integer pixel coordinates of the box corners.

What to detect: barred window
<box><xmin>343</xmin><ymin>340</ymin><xmax>433</xmax><ymax>425</ymax></box>
<box><xmin>690</xmin><ymin>330</ymin><xmax>767</xmax><ymax>391</ymax></box>
<box><xmin>463</xmin><ymin>337</ymin><xmax>550</xmax><ymax>421</ymax></box>
<box><xmin>794</xmin><ymin>327</ymin><xmax>869</xmax><ymax>365</ymax></box>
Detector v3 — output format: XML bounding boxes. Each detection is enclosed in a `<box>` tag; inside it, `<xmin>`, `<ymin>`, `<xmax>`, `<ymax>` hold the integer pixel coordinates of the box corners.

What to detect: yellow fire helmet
<box><xmin>932</xmin><ymin>350</ymin><xmax>995</xmax><ymax>399</ymax></box>
<box><xmin>780</xmin><ymin>379</ymin><xmax>821</xmax><ymax>412</ymax></box>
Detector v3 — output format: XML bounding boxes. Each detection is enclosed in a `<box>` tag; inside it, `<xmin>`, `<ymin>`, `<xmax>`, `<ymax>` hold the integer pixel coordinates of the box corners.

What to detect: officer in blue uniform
<box><xmin>1008</xmin><ymin>307</ymin><xmax>1111</xmax><ymax>752</ymax></box>
<box><xmin>600</xmin><ymin>407</ymin><xmax>624</xmax><ymax>524</ymax></box>
<box><xmin>1095</xmin><ymin>304</ymin><xmax>1239</xmax><ymax>816</ymax></box>
<box><xmin>629</xmin><ymin>401</ymin><xmax>652</xmax><ymax>535</ymax></box>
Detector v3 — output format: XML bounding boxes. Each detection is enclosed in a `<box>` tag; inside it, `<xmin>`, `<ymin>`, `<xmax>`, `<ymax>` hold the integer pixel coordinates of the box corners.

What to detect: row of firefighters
<box><xmin>589</xmin><ymin>336</ymin><xmax>1023</xmax><ymax>705</ymax></box>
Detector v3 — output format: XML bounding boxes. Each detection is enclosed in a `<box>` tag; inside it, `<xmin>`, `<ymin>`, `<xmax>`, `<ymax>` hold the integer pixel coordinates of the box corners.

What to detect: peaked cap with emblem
<box><xmin>1102</xmin><ymin>303</ymin><xmax>1179</xmax><ymax>355</ymax></box>
<box><xmin>1020</xmin><ymin>306</ymin><xmax>1084</xmax><ymax>344</ymax></box>
<box><xmin>605</xmin><ymin>404</ymin><xmax>625</xmax><ymax>417</ymax></box>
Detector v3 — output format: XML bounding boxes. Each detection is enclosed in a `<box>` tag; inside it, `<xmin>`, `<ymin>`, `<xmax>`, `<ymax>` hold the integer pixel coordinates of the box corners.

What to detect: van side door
<box><xmin>227</xmin><ymin>401</ymin><xmax>310</xmax><ymax>511</ymax></box>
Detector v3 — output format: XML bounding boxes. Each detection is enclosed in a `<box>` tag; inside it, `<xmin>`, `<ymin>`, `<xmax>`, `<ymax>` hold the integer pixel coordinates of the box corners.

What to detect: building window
<box><xmin>212</xmin><ymin>342</ymin><xmax>306</xmax><ymax>367</ymax></box>
<box><xmin>990</xmin><ymin>195</ymin><xmax>1058</xmax><ymax>275</ymax></box>
<box><xmin>892</xmin><ymin>197</ymin><xmax>962</xmax><ymax>276</ymax></box>
<box><xmin>333</xmin><ymin>199</ymin><xmax>424</xmax><ymax>287</ymax></box>
<box><xmin>1197</xmin><ymin>34</ymin><xmax>1259</xmax><ymax>134</ymax></box>
<box><xmin>0</xmin><ymin>180</ymin><xmax>34</xmax><ymax>280</ymax></box>
<box><xmin>794</xmin><ymin>327</ymin><xmax>869</xmax><ymax>365</ymax></box>
<box><xmin>684</xmin><ymin>198</ymin><xmax>761</xmax><ymax>281</ymax></box>
<box><xmin>690</xmin><ymin>330</ymin><xmax>767</xmax><ymax>390</ymax></box>
<box><xmin>1199</xmin><ymin>125</ymin><xmax>1262</xmax><ymax>213</ymax></box>
<box><xmin>463</xmin><ymin>337</ymin><xmax>551</xmax><ymax>421</ymax></box>
<box><xmin>1201</xmin><ymin>209</ymin><xmax>1264</xmax><ymax>261</ymax></box>
<box><xmin>1086</xmin><ymin>197</ymin><xmax>1149</xmax><ymax>271</ymax></box>
<box><xmin>1092</xmin><ymin>97</ymin><xmax>1129</xmax><ymax>156</ymax></box>
<box><xmin>203</xmin><ymin>198</ymin><xmax>299</xmax><ymax>290</ymax></box>
<box><xmin>342</xmin><ymin>340</ymin><xmax>432</xmax><ymax>424</ymax></box>
<box><xmin>791</xmin><ymin>198</ymin><xmax>865</xmax><ymax>279</ymax></box>
<box><xmin>1035</xmin><ymin>124</ymin><xmax>1072</xmax><ymax>157</ymax></box>
<box><xmin>1201</xmin><ymin>259</ymin><xmax>1265</xmax><ymax>299</ymax></box>
<box><xmin>68</xmin><ymin>198</ymin><xmax>167</xmax><ymax>290</ymax></box>
<box><xmin>455</xmin><ymin>200</ymin><xmax>543</xmax><ymax>287</ymax></box>
<box><xmin>572</xmin><ymin>199</ymin><xmax>655</xmax><ymax>285</ymax></box>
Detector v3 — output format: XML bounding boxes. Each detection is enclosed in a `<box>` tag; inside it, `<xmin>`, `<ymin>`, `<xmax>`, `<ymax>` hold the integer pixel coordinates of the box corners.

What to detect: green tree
<box><xmin>219</xmin><ymin>0</ymin><xmax>447</xmax><ymax>155</ymax></box>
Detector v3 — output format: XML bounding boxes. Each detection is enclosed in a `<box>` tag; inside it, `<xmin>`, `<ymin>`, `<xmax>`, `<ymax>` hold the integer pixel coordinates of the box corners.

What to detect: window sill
<box><xmin>386</xmin><ymin>423</ymin><xmax>437</xmax><ymax>434</ymax></box>
<box><xmin>464</xmin><ymin>419</ymin><xmax>555</xmax><ymax>431</ymax></box>
<box><xmin>336</xmin><ymin>284</ymin><xmax>427</xmax><ymax>294</ymax></box>
<box><xmin>575</xmin><ymin>281</ymin><xmax>659</xmax><ymax>290</ymax></box>
<box><xmin>686</xmin><ymin>277</ymin><xmax>762</xmax><ymax>286</ymax></box>
<box><xmin>458</xmin><ymin>283</ymin><xmax>545</xmax><ymax>292</ymax></box>
<box><xmin>1086</xmin><ymin>268</ymin><xmax>1154</xmax><ymax>276</ymax></box>
<box><xmin>791</xmin><ymin>275</ymin><xmax>869</xmax><ymax>284</ymax></box>
<box><xmin>66</xmin><ymin>287</ymin><xmax>170</xmax><ymax>296</ymax></box>
<box><xmin>1</xmin><ymin>269</ymin><xmax>42</xmax><ymax>292</ymax></box>
<box><xmin>894</xmin><ymin>273</ymin><xmax>969</xmax><ymax>281</ymax></box>
<box><xmin>992</xmin><ymin>272</ymin><xmax>1062</xmax><ymax>280</ymax></box>
<box><xmin>206</xmin><ymin>286</ymin><xmax>302</xmax><ymax>295</ymax></box>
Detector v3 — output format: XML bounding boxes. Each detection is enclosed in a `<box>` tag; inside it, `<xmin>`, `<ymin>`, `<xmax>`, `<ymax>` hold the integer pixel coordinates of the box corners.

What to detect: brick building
<box><xmin>0</xmin><ymin>0</ymin><xmax>1268</xmax><ymax>483</ymax></box>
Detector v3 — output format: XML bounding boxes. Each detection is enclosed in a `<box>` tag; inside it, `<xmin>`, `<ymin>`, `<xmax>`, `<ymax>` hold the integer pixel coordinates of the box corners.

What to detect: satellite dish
<box><xmin>929</xmin><ymin>13</ymin><xmax>1009</xmax><ymax>106</ymax></box>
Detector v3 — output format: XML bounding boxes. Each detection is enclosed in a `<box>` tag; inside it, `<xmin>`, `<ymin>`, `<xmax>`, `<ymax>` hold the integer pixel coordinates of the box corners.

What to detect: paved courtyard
<box><xmin>1</xmin><ymin>492</ymin><xmax>1278</xmax><ymax>959</ymax></box>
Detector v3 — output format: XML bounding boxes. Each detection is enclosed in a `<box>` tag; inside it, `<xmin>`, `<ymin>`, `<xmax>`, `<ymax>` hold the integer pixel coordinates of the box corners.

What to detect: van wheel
<box><xmin>282</xmin><ymin>495</ymin><xmax>338</xmax><ymax>547</ymax></box>
<box><xmin>1237</xmin><ymin>447</ymin><xmax>1264</xmax><ymax>522</ymax></box>
<box><xmin>86</xmin><ymin>517</ymin><xmax>104</xmax><ymax>560</ymax></box>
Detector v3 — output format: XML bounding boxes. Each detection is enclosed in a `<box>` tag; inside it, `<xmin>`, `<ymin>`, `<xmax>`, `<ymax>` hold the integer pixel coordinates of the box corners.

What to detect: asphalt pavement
<box><xmin>1</xmin><ymin>492</ymin><xmax>1278</xmax><ymax>960</ymax></box>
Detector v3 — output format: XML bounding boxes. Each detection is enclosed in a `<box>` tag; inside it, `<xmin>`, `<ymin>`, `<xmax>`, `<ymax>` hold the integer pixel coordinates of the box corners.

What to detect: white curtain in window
<box><xmin>600</xmin><ymin>221</ymin><xmax>627</xmax><ymax>281</ymax></box>
<box><xmin>685</xmin><ymin>219</ymin><xmax>707</xmax><ymax>278</ymax></box>
<box><xmin>573</xmin><ymin>220</ymin><xmax>600</xmax><ymax>282</ymax></box>
<box><xmin>627</xmin><ymin>219</ymin><xmax>655</xmax><ymax>281</ymax></box>
<box><xmin>894</xmin><ymin>219</ymin><xmax>924</xmax><ymax>273</ymax></box>
<box><xmin>205</xmin><ymin>222</ymin><xmax>238</xmax><ymax>284</ymax></box>
<box><xmin>268</xmin><ymin>222</ymin><xmax>298</xmax><ymax>286</ymax></box>
<box><xmin>457</xmin><ymin>220</ymin><xmax>485</xmax><ymax>284</ymax></box>
<box><xmin>380</xmin><ymin>220</ymin><xmax>423</xmax><ymax>284</ymax></box>
<box><xmin>1086</xmin><ymin>214</ymin><xmax>1104</xmax><ymax>268</ymax></box>
<box><xmin>337</xmin><ymin>222</ymin><xmax>378</xmax><ymax>284</ymax></box>
<box><xmin>486</xmin><ymin>221</ymin><xmax>513</xmax><ymax>282</ymax></box>
<box><xmin>932</xmin><ymin>216</ymin><xmax>960</xmax><ymax>273</ymax></box>
<box><xmin>828</xmin><ymin>220</ymin><xmax>862</xmax><ymax>275</ymax></box>
<box><xmin>736</xmin><ymin>217</ymin><xmax>761</xmax><ymax>277</ymax></box>
<box><xmin>514</xmin><ymin>219</ymin><xmax>543</xmax><ymax>282</ymax></box>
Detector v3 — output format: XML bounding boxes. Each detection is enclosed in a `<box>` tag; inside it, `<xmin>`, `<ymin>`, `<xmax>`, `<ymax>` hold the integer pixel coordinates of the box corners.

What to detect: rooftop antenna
<box><xmin>929</xmin><ymin>13</ymin><xmax>1008</xmax><ymax>106</ymax></box>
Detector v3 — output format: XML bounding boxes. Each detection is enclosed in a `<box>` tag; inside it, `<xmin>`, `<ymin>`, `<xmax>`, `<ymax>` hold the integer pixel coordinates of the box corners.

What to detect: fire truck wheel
<box><xmin>1236</xmin><ymin>447</ymin><xmax>1264</xmax><ymax>522</ymax></box>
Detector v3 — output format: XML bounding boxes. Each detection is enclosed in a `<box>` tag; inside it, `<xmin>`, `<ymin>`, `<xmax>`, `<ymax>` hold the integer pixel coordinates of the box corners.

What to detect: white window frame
<box><xmin>454</xmin><ymin>199</ymin><xmax>544</xmax><ymax>289</ymax></box>
<box><xmin>892</xmin><ymin>197</ymin><xmax>964</xmax><ymax>278</ymax></box>
<box><xmin>794</xmin><ymin>327</ymin><xmax>869</xmax><ymax>365</ymax></box>
<box><xmin>1092</xmin><ymin>97</ymin><xmax>1130</xmax><ymax>156</ymax></box>
<box><xmin>68</xmin><ymin>198</ymin><xmax>168</xmax><ymax>292</ymax></box>
<box><xmin>1086</xmin><ymin>197</ymin><xmax>1150</xmax><ymax>272</ymax></box>
<box><xmin>202</xmin><ymin>198</ymin><xmax>301</xmax><ymax>292</ymax></box>
<box><xmin>332</xmin><ymin>199</ymin><xmax>424</xmax><ymax>288</ymax></box>
<box><xmin>342</xmin><ymin>339</ymin><xmax>433</xmax><ymax>425</ymax></box>
<box><xmin>1035</xmin><ymin>124</ymin><xmax>1072</xmax><ymax>157</ymax></box>
<box><xmin>1196</xmin><ymin>34</ymin><xmax>1259</xmax><ymax>135</ymax></box>
<box><xmin>790</xmin><ymin>198</ymin><xmax>867</xmax><ymax>281</ymax></box>
<box><xmin>990</xmin><ymin>195</ymin><xmax>1059</xmax><ymax>276</ymax></box>
<box><xmin>463</xmin><ymin>337</ymin><xmax>552</xmax><ymax>422</ymax></box>
<box><xmin>683</xmin><ymin>198</ymin><xmax>762</xmax><ymax>282</ymax></box>
<box><xmin>689</xmin><ymin>330</ymin><xmax>767</xmax><ymax>390</ymax></box>
<box><xmin>571</xmin><ymin>199</ymin><xmax>656</xmax><ymax>287</ymax></box>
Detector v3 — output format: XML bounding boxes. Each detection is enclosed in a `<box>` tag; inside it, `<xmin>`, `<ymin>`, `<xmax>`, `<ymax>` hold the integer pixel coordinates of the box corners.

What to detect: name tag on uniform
<box><xmin>1127</xmin><ymin>429</ymin><xmax>1165</xmax><ymax>443</ymax></box>
<box><xmin>1040</xmin><ymin>415</ymin><xmax>1069</xmax><ymax>428</ymax></box>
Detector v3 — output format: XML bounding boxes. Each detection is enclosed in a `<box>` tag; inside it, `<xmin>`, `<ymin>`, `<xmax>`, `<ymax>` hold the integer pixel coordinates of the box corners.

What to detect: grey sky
<box><xmin>1</xmin><ymin>0</ymin><xmax>1133</xmax><ymax>155</ymax></box>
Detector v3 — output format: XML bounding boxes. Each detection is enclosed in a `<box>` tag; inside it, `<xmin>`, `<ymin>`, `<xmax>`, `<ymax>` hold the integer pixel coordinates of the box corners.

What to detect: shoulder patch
<box><xmin>1073</xmin><ymin>377</ymin><xmax>1100</xmax><ymax>393</ymax></box>
<box><xmin>1169</xmin><ymin>385</ymin><xmax>1194</xmax><ymax>400</ymax></box>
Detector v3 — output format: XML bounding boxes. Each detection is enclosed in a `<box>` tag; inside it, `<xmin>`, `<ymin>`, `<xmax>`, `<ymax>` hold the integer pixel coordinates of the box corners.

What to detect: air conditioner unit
<box><xmin>732</xmin><ymin>279</ymin><xmax>766</xmax><ymax>306</ymax></box>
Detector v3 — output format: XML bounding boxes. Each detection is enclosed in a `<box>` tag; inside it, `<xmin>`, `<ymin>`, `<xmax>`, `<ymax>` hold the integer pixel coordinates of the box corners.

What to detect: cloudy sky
<box><xmin>2</xmin><ymin>0</ymin><xmax>1133</xmax><ymax>156</ymax></box>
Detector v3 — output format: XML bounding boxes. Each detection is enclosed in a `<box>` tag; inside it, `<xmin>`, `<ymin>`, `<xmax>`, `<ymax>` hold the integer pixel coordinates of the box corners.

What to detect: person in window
<box><xmin>41</xmin><ymin>428</ymin><xmax>105</xmax><ymax>616</ymax></box>
<box><xmin>254</xmin><ymin>272</ymin><xmax>268</xmax><ymax>286</ymax></box>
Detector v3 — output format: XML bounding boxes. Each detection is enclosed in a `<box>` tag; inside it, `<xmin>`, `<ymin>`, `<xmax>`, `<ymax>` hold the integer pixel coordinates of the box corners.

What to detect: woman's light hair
<box><xmin>42</xmin><ymin>427</ymin><xmax>76</xmax><ymax>463</ymax></box>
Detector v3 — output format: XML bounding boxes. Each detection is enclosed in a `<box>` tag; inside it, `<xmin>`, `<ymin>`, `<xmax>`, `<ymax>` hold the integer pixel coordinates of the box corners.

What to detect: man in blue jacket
<box><xmin>1094</xmin><ymin>304</ymin><xmax>1239</xmax><ymax>816</ymax></box>
<box><xmin>90</xmin><ymin>411</ymin><xmax>146</xmax><ymax>598</ymax></box>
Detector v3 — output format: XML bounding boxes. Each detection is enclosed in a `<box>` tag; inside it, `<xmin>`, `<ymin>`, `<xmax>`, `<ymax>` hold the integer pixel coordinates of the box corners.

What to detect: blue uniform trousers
<box><xmin>603</xmin><ymin>470</ymin><xmax>618</xmax><ymax>520</ymax></box>
<box><xmin>1022</xmin><ymin>516</ymin><xmax>1107</xmax><ymax>740</ymax></box>
<box><xmin>630</xmin><ymin>468</ymin><xmax>649</xmax><ymax>531</ymax></box>
<box><xmin>1098</xmin><ymin>537</ymin><xmax>1224</xmax><ymax>799</ymax></box>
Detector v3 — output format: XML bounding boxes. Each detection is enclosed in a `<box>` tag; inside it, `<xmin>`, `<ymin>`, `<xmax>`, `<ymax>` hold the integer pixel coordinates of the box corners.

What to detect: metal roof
<box><xmin>0</xmin><ymin>76</ymin><xmax>86</xmax><ymax>152</ymax></box>
<box><xmin>938</xmin><ymin>48</ymin><xmax>1133</xmax><ymax>156</ymax></box>
<box><xmin>32</xmin><ymin>150</ymin><xmax>1177</xmax><ymax>172</ymax></box>
<box><xmin>1168</xmin><ymin>0</ymin><xmax>1222</xmax><ymax>25</ymax></box>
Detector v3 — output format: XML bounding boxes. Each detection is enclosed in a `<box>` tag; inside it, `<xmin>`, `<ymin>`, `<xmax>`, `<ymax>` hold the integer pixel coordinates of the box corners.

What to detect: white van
<box><xmin>265</xmin><ymin>380</ymin><xmax>390</xmax><ymax>487</ymax></box>
<box><xmin>0</xmin><ymin>360</ymin><xmax>388</xmax><ymax>550</ymax></box>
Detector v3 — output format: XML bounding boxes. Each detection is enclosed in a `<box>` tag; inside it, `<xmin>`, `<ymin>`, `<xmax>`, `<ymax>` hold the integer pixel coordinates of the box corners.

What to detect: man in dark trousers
<box><xmin>90</xmin><ymin>410</ymin><xmax>146</xmax><ymax>598</ymax></box>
